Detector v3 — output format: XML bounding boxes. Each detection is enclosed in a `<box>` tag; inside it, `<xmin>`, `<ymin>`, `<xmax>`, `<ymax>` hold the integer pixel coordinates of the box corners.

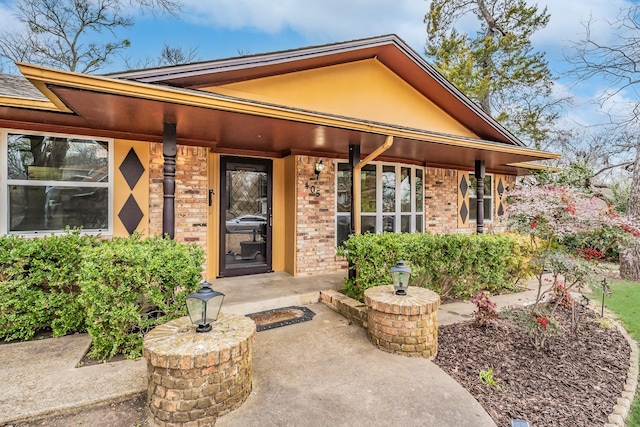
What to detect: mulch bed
<box><xmin>434</xmin><ymin>304</ymin><xmax>631</xmax><ymax>427</ymax></box>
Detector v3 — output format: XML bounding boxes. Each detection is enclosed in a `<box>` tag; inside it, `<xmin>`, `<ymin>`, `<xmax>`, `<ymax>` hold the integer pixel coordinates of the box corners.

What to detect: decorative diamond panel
<box><xmin>459</xmin><ymin>175</ymin><xmax>468</xmax><ymax>197</ymax></box>
<box><xmin>459</xmin><ymin>201</ymin><xmax>468</xmax><ymax>223</ymax></box>
<box><xmin>119</xmin><ymin>148</ymin><xmax>145</xmax><ymax>190</ymax></box>
<box><xmin>498</xmin><ymin>203</ymin><xmax>505</xmax><ymax>216</ymax></box>
<box><xmin>118</xmin><ymin>194</ymin><xmax>144</xmax><ymax>235</ymax></box>
<box><xmin>497</xmin><ymin>178</ymin><xmax>505</xmax><ymax>197</ymax></box>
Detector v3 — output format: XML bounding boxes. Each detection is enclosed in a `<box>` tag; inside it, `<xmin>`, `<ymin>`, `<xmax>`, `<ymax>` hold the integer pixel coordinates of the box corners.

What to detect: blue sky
<box><xmin>1</xmin><ymin>0</ymin><xmax>638</xmax><ymax>131</ymax></box>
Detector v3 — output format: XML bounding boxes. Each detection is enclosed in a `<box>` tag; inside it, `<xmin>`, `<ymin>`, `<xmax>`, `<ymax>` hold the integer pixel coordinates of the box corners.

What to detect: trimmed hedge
<box><xmin>337</xmin><ymin>232</ymin><xmax>531</xmax><ymax>302</ymax></box>
<box><xmin>0</xmin><ymin>231</ymin><xmax>205</xmax><ymax>360</ymax></box>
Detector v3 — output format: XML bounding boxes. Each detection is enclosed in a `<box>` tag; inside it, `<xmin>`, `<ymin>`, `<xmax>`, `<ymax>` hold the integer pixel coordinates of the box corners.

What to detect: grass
<box><xmin>591</xmin><ymin>278</ymin><xmax>640</xmax><ymax>426</ymax></box>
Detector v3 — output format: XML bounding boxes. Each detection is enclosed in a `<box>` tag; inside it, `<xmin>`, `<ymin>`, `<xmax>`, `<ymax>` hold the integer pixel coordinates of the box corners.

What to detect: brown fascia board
<box><xmin>106</xmin><ymin>34</ymin><xmax>524</xmax><ymax>147</ymax></box>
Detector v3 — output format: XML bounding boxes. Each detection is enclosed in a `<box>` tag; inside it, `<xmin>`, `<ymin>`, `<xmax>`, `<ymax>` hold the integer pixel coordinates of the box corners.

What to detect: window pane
<box><xmin>484</xmin><ymin>198</ymin><xmax>492</xmax><ymax>221</ymax></box>
<box><xmin>383</xmin><ymin>215</ymin><xmax>395</xmax><ymax>232</ymax></box>
<box><xmin>470</xmin><ymin>197</ymin><xmax>477</xmax><ymax>221</ymax></box>
<box><xmin>361</xmin><ymin>164</ymin><xmax>377</xmax><ymax>213</ymax></box>
<box><xmin>9</xmin><ymin>185</ymin><xmax>108</xmax><ymax>232</ymax></box>
<box><xmin>8</xmin><ymin>134</ymin><xmax>109</xmax><ymax>182</ymax></box>
<box><xmin>401</xmin><ymin>167</ymin><xmax>411</xmax><ymax>212</ymax></box>
<box><xmin>382</xmin><ymin>166</ymin><xmax>395</xmax><ymax>212</ymax></box>
<box><xmin>361</xmin><ymin>215</ymin><xmax>376</xmax><ymax>234</ymax></box>
<box><xmin>469</xmin><ymin>175</ymin><xmax>492</xmax><ymax>197</ymax></box>
<box><xmin>484</xmin><ymin>176</ymin><xmax>492</xmax><ymax>196</ymax></box>
<box><xmin>469</xmin><ymin>175</ymin><xmax>477</xmax><ymax>197</ymax></box>
<box><xmin>470</xmin><ymin>197</ymin><xmax>493</xmax><ymax>221</ymax></box>
<box><xmin>416</xmin><ymin>215</ymin><xmax>423</xmax><ymax>232</ymax></box>
<box><xmin>336</xmin><ymin>215</ymin><xmax>351</xmax><ymax>246</ymax></box>
<box><xmin>415</xmin><ymin>169</ymin><xmax>423</xmax><ymax>213</ymax></box>
<box><xmin>336</xmin><ymin>163</ymin><xmax>351</xmax><ymax>213</ymax></box>
<box><xmin>401</xmin><ymin>215</ymin><xmax>410</xmax><ymax>233</ymax></box>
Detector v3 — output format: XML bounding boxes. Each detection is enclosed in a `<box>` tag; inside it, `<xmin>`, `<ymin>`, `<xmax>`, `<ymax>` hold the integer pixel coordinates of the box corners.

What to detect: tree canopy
<box><xmin>0</xmin><ymin>0</ymin><xmax>182</xmax><ymax>74</ymax></box>
<box><xmin>425</xmin><ymin>0</ymin><xmax>566</xmax><ymax>148</ymax></box>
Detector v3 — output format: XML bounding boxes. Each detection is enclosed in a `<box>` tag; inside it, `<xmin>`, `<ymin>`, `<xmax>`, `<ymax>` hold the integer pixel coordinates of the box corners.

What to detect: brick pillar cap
<box><xmin>364</xmin><ymin>285</ymin><xmax>440</xmax><ymax>314</ymax></box>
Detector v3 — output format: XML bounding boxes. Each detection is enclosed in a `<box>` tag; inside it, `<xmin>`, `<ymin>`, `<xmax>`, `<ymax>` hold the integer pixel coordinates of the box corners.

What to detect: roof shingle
<box><xmin>0</xmin><ymin>74</ymin><xmax>47</xmax><ymax>100</ymax></box>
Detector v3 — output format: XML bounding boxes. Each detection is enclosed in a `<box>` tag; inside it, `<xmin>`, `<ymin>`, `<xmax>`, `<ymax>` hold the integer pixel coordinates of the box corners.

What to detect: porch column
<box><xmin>348</xmin><ymin>144</ymin><xmax>360</xmax><ymax>281</ymax></box>
<box><xmin>349</xmin><ymin>144</ymin><xmax>360</xmax><ymax>236</ymax></box>
<box><xmin>163</xmin><ymin>122</ymin><xmax>177</xmax><ymax>239</ymax></box>
<box><xmin>475</xmin><ymin>160</ymin><xmax>485</xmax><ymax>234</ymax></box>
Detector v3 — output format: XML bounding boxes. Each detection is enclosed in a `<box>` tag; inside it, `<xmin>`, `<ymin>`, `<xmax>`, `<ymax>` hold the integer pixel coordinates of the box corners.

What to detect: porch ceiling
<box><xmin>1</xmin><ymin>63</ymin><xmax>559</xmax><ymax>175</ymax></box>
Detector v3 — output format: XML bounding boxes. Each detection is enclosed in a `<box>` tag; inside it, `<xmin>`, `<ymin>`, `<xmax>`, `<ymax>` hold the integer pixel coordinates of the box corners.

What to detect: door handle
<box><xmin>208</xmin><ymin>189</ymin><xmax>214</xmax><ymax>206</ymax></box>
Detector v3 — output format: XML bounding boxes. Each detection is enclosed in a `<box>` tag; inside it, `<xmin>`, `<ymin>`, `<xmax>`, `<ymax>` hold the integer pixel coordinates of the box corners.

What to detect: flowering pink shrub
<box><xmin>505</xmin><ymin>183</ymin><xmax>637</xmax><ymax>350</ymax></box>
<box><xmin>471</xmin><ymin>290</ymin><xmax>498</xmax><ymax>327</ymax></box>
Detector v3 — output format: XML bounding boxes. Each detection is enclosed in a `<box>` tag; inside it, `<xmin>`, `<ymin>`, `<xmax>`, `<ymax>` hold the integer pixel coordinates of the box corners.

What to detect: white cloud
<box><xmin>180</xmin><ymin>0</ymin><xmax>428</xmax><ymax>52</ymax></box>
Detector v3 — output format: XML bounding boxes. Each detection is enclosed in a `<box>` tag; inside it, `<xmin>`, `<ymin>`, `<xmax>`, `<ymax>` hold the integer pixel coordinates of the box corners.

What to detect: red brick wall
<box><xmin>148</xmin><ymin>143</ymin><xmax>208</xmax><ymax>256</ymax></box>
<box><xmin>424</xmin><ymin>167</ymin><xmax>458</xmax><ymax>233</ymax></box>
<box><xmin>295</xmin><ymin>156</ymin><xmax>347</xmax><ymax>276</ymax></box>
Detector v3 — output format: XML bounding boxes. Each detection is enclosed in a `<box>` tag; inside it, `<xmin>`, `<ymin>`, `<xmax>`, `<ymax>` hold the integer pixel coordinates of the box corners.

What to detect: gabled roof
<box><xmin>0</xmin><ymin>35</ymin><xmax>559</xmax><ymax>174</ymax></box>
<box><xmin>109</xmin><ymin>35</ymin><xmax>525</xmax><ymax>148</ymax></box>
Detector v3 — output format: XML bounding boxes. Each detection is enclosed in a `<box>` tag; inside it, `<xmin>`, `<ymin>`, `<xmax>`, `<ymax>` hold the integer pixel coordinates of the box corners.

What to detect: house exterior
<box><xmin>0</xmin><ymin>35</ymin><xmax>558</xmax><ymax>279</ymax></box>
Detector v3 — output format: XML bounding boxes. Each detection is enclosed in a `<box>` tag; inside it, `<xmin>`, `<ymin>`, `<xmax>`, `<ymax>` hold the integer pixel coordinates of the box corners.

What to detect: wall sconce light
<box><xmin>305</xmin><ymin>160</ymin><xmax>325</xmax><ymax>197</ymax></box>
<box><xmin>314</xmin><ymin>160</ymin><xmax>325</xmax><ymax>179</ymax></box>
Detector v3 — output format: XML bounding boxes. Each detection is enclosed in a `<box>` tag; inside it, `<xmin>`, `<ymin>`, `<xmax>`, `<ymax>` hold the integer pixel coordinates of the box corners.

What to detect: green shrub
<box><xmin>79</xmin><ymin>235</ymin><xmax>204</xmax><ymax>360</ymax></box>
<box><xmin>0</xmin><ymin>232</ymin><xmax>204</xmax><ymax>361</ymax></box>
<box><xmin>0</xmin><ymin>231</ymin><xmax>97</xmax><ymax>341</ymax></box>
<box><xmin>559</xmin><ymin>226</ymin><xmax>621</xmax><ymax>260</ymax></box>
<box><xmin>337</xmin><ymin>232</ymin><xmax>530</xmax><ymax>302</ymax></box>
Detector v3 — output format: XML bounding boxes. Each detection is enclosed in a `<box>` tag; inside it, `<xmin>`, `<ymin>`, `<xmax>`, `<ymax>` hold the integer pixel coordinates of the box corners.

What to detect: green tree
<box><xmin>424</xmin><ymin>0</ymin><xmax>566</xmax><ymax>147</ymax></box>
<box><xmin>0</xmin><ymin>0</ymin><xmax>182</xmax><ymax>74</ymax></box>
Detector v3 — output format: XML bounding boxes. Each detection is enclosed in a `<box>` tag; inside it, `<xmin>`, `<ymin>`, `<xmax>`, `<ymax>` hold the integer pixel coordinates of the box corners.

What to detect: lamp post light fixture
<box><xmin>390</xmin><ymin>260</ymin><xmax>411</xmax><ymax>296</ymax></box>
<box><xmin>186</xmin><ymin>281</ymin><xmax>225</xmax><ymax>333</ymax></box>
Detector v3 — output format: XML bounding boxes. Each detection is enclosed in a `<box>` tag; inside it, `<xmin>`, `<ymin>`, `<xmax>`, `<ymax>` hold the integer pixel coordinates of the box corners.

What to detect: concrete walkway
<box><xmin>0</xmin><ymin>274</ymin><xmax>544</xmax><ymax>426</ymax></box>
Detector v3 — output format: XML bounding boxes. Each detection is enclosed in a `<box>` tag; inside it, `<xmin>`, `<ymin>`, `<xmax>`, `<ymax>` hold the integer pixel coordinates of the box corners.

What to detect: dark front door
<box><xmin>219</xmin><ymin>157</ymin><xmax>272</xmax><ymax>277</ymax></box>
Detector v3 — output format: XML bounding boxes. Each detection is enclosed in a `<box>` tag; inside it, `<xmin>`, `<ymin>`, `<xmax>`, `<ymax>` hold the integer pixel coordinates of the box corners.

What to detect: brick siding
<box><xmin>295</xmin><ymin>156</ymin><xmax>347</xmax><ymax>276</ymax></box>
<box><xmin>149</xmin><ymin>143</ymin><xmax>208</xmax><ymax>262</ymax></box>
<box><xmin>424</xmin><ymin>167</ymin><xmax>458</xmax><ymax>233</ymax></box>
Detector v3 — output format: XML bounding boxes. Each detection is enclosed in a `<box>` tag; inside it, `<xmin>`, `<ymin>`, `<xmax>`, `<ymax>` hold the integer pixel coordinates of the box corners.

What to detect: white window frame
<box><xmin>335</xmin><ymin>161</ymin><xmax>424</xmax><ymax>245</ymax></box>
<box><xmin>469</xmin><ymin>173</ymin><xmax>493</xmax><ymax>223</ymax></box>
<box><xmin>0</xmin><ymin>128</ymin><xmax>114</xmax><ymax>236</ymax></box>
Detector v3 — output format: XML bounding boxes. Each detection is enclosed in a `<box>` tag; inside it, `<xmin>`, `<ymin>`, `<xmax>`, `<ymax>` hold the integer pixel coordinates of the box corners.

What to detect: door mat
<box><xmin>247</xmin><ymin>306</ymin><xmax>316</xmax><ymax>332</ymax></box>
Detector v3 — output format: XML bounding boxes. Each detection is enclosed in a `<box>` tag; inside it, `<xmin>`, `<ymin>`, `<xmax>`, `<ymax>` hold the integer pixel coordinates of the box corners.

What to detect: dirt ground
<box><xmin>8</xmin><ymin>395</ymin><xmax>147</xmax><ymax>427</ymax></box>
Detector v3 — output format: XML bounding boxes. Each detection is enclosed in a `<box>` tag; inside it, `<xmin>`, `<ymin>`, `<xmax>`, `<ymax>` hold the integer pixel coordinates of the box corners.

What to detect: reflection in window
<box><xmin>335</xmin><ymin>162</ymin><xmax>425</xmax><ymax>246</ymax></box>
<box><xmin>5</xmin><ymin>132</ymin><xmax>111</xmax><ymax>234</ymax></box>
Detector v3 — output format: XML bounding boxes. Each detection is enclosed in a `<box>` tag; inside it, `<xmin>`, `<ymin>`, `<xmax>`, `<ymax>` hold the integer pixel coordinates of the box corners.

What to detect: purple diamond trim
<box><xmin>459</xmin><ymin>175</ymin><xmax>468</xmax><ymax>197</ymax></box>
<box><xmin>118</xmin><ymin>194</ymin><xmax>144</xmax><ymax>235</ymax></box>
<box><xmin>119</xmin><ymin>148</ymin><xmax>145</xmax><ymax>190</ymax></box>
<box><xmin>460</xmin><ymin>201</ymin><xmax>468</xmax><ymax>223</ymax></box>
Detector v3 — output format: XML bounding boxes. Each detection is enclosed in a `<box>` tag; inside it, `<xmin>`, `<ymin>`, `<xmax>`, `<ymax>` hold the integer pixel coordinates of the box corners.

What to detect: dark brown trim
<box><xmin>218</xmin><ymin>156</ymin><xmax>273</xmax><ymax>277</ymax></box>
<box><xmin>475</xmin><ymin>160</ymin><xmax>485</xmax><ymax>234</ymax></box>
<box><xmin>212</xmin><ymin>147</ymin><xmax>283</xmax><ymax>158</ymax></box>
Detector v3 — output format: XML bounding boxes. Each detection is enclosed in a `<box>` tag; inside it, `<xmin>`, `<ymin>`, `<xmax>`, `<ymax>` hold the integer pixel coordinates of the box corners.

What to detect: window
<box><xmin>336</xmin><ymin>162</ymin><xmax>424</xmax><ymax>245</ymax></box>
<box><xmin>469</xmin><ymin>174</ymin><xmax>493</xmax><ymax>222</ymax></box>
<box><xmin>1</xmin><ymin>130</ymin><xmax>112</xmax><ymax>234</ymax></box>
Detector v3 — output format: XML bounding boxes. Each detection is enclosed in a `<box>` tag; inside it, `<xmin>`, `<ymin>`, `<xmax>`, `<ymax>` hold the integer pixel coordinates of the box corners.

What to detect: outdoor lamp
<box><xmin>390</xmin><ymin>260</ymin><xmax>412</xmax><ymax>295</ymax></box>
<box><xmin>186</xmin><ymin>281</ymin><xmax>225</xmax><ymax>333</ymax></box>
<box><xmin>314</xmin><ymin>160</ymin><xmax>325</xmax><ymax>178</ymax></box>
